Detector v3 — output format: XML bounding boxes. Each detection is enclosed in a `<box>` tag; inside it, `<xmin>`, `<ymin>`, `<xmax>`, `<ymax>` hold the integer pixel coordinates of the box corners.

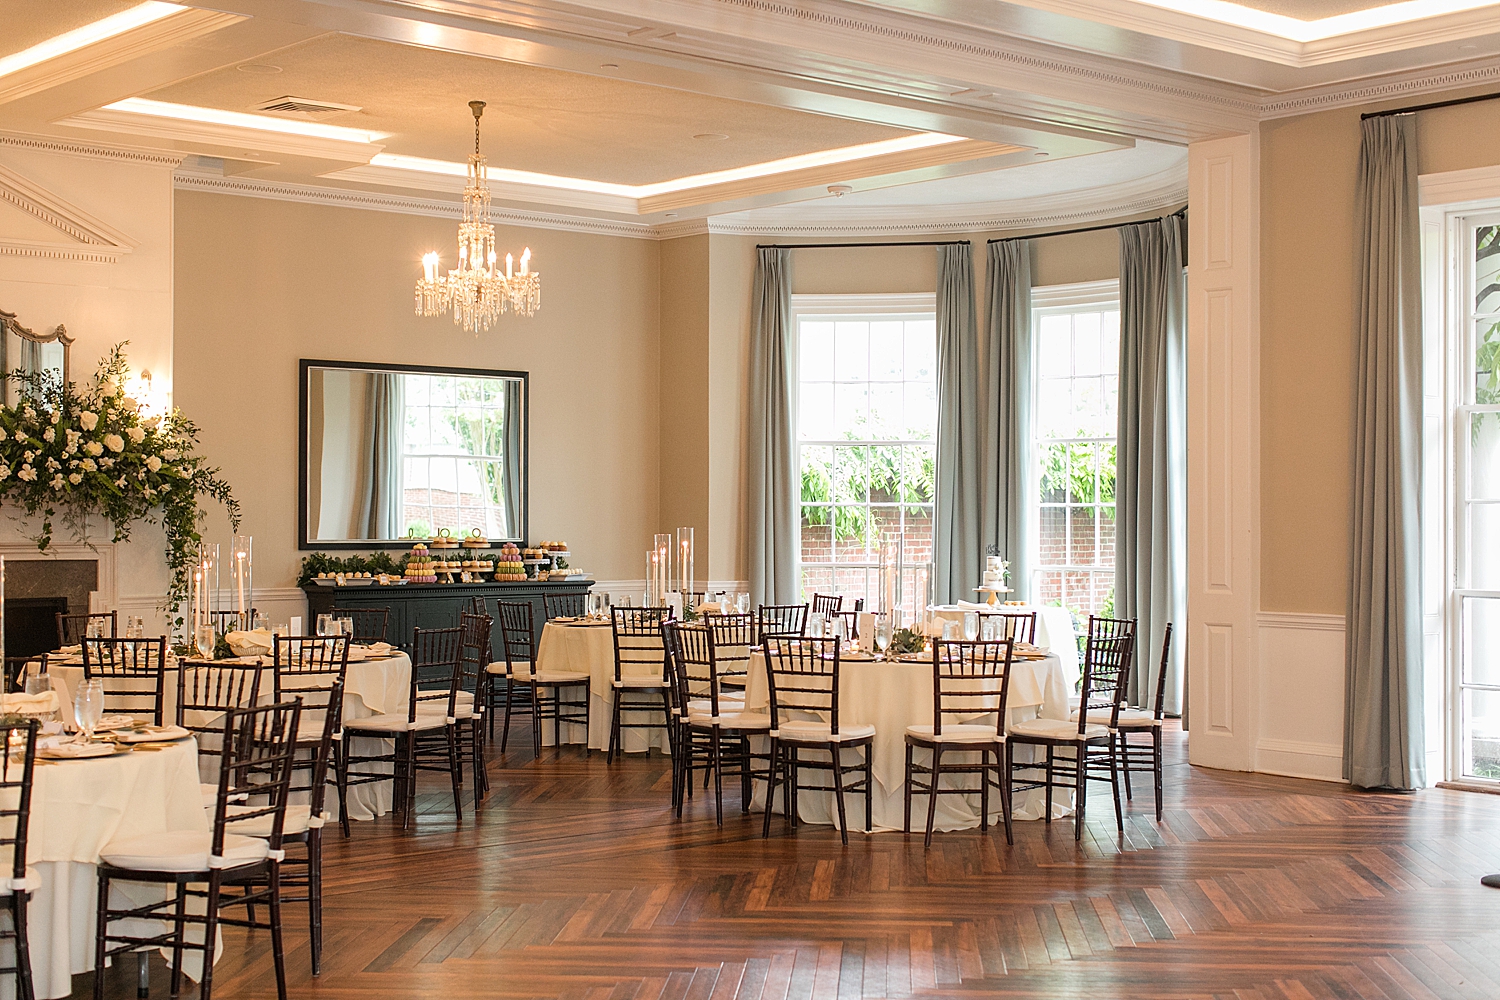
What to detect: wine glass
<box><xmin>195</xmin><ymin>623</ymin><xmax>216</xmax><ymax>661</ymax></box>
<box><xmin>736</xmin><ymin>592</ymin><xmax>751</xmax><ymax>615</ymax></box>
<box><xmin>74</xmin><ymin>679</ymin><xmax>104</xmax><ymax>743</ymax></box>
<box><xmin>316</xmin><ymin>614</ymin><xmax>333</xmax><ymax>637</ymax></box>
<box><xmin>963</xmin><ymin>611</ymin><xmax>979</xmax><ymax>642</ymax></box>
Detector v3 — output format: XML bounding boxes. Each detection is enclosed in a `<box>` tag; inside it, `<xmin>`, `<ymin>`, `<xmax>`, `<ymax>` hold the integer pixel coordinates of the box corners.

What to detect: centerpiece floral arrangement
<box><xmin>0</xmin><ymin>343</ymin><xmax>239</xmax><ymax>615</ymax></box>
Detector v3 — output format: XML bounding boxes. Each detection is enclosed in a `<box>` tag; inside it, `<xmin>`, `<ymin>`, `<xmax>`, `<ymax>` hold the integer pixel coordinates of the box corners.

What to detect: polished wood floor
<box><xmin>85</xmin><ymin>723</ymin><xmax>1500</xmax><ymax>1000</ymax></box>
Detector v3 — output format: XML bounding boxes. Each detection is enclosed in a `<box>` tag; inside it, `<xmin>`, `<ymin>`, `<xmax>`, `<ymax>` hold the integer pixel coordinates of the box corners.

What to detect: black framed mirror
<box><xmin>1</xmin><ymin>308</ymin><xmax>72</xmax><ymax>406</ymax></box>
<box><xmin>299</xmin><ymin>359</ymin><xmax>528</xmax><ymax>549</ymax></box>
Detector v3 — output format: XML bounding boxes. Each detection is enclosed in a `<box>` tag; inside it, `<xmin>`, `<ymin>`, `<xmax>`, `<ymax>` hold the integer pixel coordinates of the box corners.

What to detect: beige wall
<box><xmin>174</xmin><ymin>191</ymin><xmax>660</xmax><ymax>592</ymax></box>
<box><xmin>1260</xmin><ymin>87</ymin><xmax>1500</xmax><ymax>614</ymax></box>
<box><xmin>657</xmin><ymin>235</ymin><xmax>711</xmax><ymax>583</ymax></box>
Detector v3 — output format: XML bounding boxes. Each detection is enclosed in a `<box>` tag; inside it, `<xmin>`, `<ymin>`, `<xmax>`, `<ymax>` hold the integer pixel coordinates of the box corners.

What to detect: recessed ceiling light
<box><xmin>600</xmin><ymin>63</ymin><xmax>619</xmax><ymax>69</ymax></box>
<box><xmin>664</xmin><ymin>213</ymin><xmax>678</xmax><ymax>218</ymax></box>
<box><xmin>1129</xmin><ymin>0</ymin><xmax>1500</xmax><ymax>42</ymax></box>
<box><xmin>694</xmin><ymin>133</ymin><xmax>729</xmax><ymax>141</ymax></box>
<box><xmin>1034</xmin><ymin>151</ymin><xmax>1050</xmax><ymax>157</ymax></box>
<box><xmin>372</xmin><ymin>133</ymin><xmax>963</xmax><ymax>199</ymax></box>
<box><xmin>237</xmin><ymin>64</ymin><xmax>282</xmax><ymax>74</ymax></box>
<box><xmin>0</xmin><ymin>1</ymin><xmax>185</xmax><ymax>79</ymax></box>
<box><xmin>104</xmin><ymin>98</ymin><xmax>390</xmax><ymax>143</ymax></box>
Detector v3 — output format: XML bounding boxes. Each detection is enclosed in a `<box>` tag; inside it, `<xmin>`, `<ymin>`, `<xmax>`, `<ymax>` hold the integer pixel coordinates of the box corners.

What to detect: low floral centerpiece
<box><xmin>0</xmin><ymin>344</ymin><xmax>238</xmax><ymax>615</ymax></box>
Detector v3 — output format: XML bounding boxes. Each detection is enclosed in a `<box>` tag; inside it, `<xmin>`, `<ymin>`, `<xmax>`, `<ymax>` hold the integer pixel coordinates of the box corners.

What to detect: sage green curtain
<box><xmin>982</xmin><ymin>240</ymin><xmax>1032</xmax><ymax>602</ymax></box>
<box><xmin>748</xmin><ymin>247</ymin><xmax>798</xmax><ymax>606</ymax></box>
<box><xmin>354</xmin><ymin>371</ymin><xmax>404</xmax><ymax>540</ymax></box>
<box><xmin>934</xmin><ymin>243</ymin><xmax>980</xmax><ymax>605</ymax></box>
<box><xmin>1345</xmin><ymin>114</ymin><xmax>1425</xmax><ymax>791</ymax></box>
<box><xmin>1116</xmin><ymin>215</ymin><xmax>1187</xmax><ymax>712</ymax></box>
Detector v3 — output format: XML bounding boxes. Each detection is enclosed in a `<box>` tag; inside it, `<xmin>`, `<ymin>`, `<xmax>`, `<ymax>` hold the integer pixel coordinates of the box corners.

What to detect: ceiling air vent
<box><xmin>250</xmin><ymin>96</ymin><xmax>362</xmax><ymax>119</ymax></box>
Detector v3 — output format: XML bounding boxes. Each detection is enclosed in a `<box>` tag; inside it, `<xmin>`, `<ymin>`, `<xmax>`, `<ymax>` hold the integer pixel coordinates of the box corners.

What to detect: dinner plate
<box><xmin>112</xmin><ymin>725</ymin><xmax>191</xmax><ymax>743</ymax></box>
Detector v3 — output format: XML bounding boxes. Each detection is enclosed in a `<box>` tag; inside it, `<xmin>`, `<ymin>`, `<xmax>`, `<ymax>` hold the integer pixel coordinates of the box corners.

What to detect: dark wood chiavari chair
<box><xmin>755</xmin><ymin>603</ymin><xmax>808</xmax><ymax>644</ymax></box>
<box><xmin>94</xmin><ymin>701</ymin><xmax>302</xmax><ymax>1000</ymax></box>
<box><xmin>810</xmin><ymin>593</ymin><xmax>843</xmax><ymax>618</ymax></box>
<box><xmin>55</xmin><ymin>611</ymin><xmax>115</xmax><ymax>647</ymax></box>
<box><xmin>416</xmin><ymin>611</ymin><xmax>489</xmax><ymax>798</ymax></box>
<box><xmin>81</xmin><ymin>636</ymin><xmax>168</xmax><ymax>725</ymax></box>
<box><xmin>1077</xmin><ymin>622</ymin><xmax>1173</xmax><ymax>821</ymax></box>
<box><xmin>978</xmin><ymin>610</ymin><xmax>1037</xmax><ymax>644</ymax></box>
<box><xmin>226</xmin><ymin>678</ymin><xmax>343</xmax><ymax>976</ymax></box>
<box><xmin>177</xmin><ymin>660</ymin><xmax>266</xmax><ymax>809</ymax></box>
<box><xmin>206</xmin><ymin>609</ymin><xmax>257</xmax><ymax>634</ymax></box>
<box><xmin>271</xmin><ymin>635</ymin><xmax>351</xmax><ymax>833</ymax></box>
<box><xmin>0</xmin><ymin>718</ymin><xmax>38</xmax><ymax>1000</ymax></box>
<box><xmin>544</xmin><ymin>592</ymin><xmax>588</xmax><ymax>620</ymax></box>
<box><xmin>665</xmin><ymin>622</ymin><xmax>770</xmax><ymax>824</ymax></box>
<box><xmin>328</xmin><ymin>607</ymin><xmax>391</xmax><ymax>645</ymax></box>
<box><xmin>607</xmin><ymin>607</ymin><xmax>674</xmax><ymax>763</ymax></box>
<box><xmin>761</xmin><ymin>636</ymin><xmax>874</xmax><ymax>845</ymax></box>
<box><xmin>1008</xmin><ymin>615</ymin><xmax>1135</xmax><ymax>840</ymax></box>
<box><xmin>495</xmin><ymin>601</ymin><xmax>591</xmax><ymax>757</ymax></box>
<box><xmin>904</xmin><ymin>639</ymin><xmax>1015</xmax><ymax>847</ymax></box>
<box><xmin>3</xmin><ymin>656</ymin><xmax>41</xmax><ymax>694</ymax></box>
<box><xmin>344</xmin><ymin>627</ymin><xmax>466</xmax><ymax>830</ymax></box>
<box><xmin>702</xmin><ymin>613</ymin><xmax>754</xmax><ymax>699</ymax></box>
<box><xmin>681</xmin><ymin>591</ymin><xmax>706</xmax><ymax>611</ymax></box>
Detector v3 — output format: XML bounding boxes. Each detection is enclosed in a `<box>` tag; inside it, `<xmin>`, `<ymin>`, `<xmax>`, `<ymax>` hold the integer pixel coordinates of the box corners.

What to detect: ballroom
<box><xmin>0</xmin><ymin>0</ymin><xmax>1495</xmax><ymax>997</ymax></box>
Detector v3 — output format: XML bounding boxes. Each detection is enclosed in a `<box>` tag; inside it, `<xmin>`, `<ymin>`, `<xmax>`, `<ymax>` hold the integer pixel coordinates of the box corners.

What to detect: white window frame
<box><xmin>1426</xmin><ymin>204</ymin><xmax>1500</xmax><ymax>786</ymax></box>
<box><xmin>791</xmin><ymin>292</ymin><xmax>937</xmax><ymax>614</ymax></box>
<box><xmin>401</xmin><ymin>374</ymin><xmax>516</xmax><ymax>539</ymax></box>
<box><xmin>1029</xmin><ymin>279</ymin><xmax>1121</xmax><ymax>621</ymax></box>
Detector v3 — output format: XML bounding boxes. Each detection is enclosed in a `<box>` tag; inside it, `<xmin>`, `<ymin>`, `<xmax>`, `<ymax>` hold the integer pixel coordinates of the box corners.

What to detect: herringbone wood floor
<box><xmin>84</xmin><ymin>723</ymin><xmax>1500</xmax><ymax>999</ymax></box>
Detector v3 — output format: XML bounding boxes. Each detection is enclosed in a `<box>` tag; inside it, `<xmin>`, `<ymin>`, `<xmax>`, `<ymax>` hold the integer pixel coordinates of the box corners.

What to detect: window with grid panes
<box><xmin>1031</xmin><ymin>284</ymin><xmax>1120</xmax><ymax>632</ymax></box>
<box><xmin>795</xmin><ymin>295</ymin><xmax>937</xmax><ymax>621</ymax></box>
<box><xmin>401</xmin><ymin>373</ymin><xmax>517</xmax><ymax>539</ymax></box>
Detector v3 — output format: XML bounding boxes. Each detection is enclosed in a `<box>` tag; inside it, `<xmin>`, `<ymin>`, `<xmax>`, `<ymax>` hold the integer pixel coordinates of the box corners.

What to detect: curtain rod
<box><xmin>1362</xmin><ymin>90</ymin><xmax>1500</xmax><ymax>119</ymax></box>
<box><xmin>987</xmin><ymin>206</ymin><xmax>1187</xmax><ymax>245</ymax></box>
<box><xmin>754</xmin><ymin>240</ymin><xmax>969</xmax><ymax>249</ymax></box>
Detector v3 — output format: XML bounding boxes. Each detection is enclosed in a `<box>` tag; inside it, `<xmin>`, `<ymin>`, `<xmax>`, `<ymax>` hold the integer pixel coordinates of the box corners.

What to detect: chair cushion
<box><xmin>101</xmin><ymin>830</ymin><xmax>270</xmax><ymax>873</ymax></box>
<box><xmin>294</xmin><ymin>716</ymin><xmax>340</xmax><ymax>744</ymax></box>
<box><xmin>686</xmin><ymin>698</ymin><xmax>744</xmax><ymax>716</ymax></box>
<box><xmin>905</xmin><ymin>723</ymin><xmax>1002</xmax><ymax>744</ymax></box>
<box><xmin>486</xmin><ymin>660</ymin><xmax>519</xmax><ymax>676</ymax></box>
<box><xmin>344</xmin><ymin>713</ymin><xmax>450</xmax><ymax>733</ymax></box>
<box><xmin>1009</xmin><ymin>717</ymin><xmax>1109</xmax><ymax>741</ymax></box>
<box><xmin>225</xmin><ymin>804</ymin><xmax>316</xmax><ymax>838</ymax></box>
<box><xmin>1070</xmin><ymin>707</ymin><xmax>1158</xmax><ymax>727</ymax></box>
<box><xmin>612</xmin><ymin>677</ymin><xmax>670</xmax><ymax>689</ymax></box>
<box><xmin>0</xmin><ymin>867</ymin><xmax>40</xmax><ymax>894</ymax></box>
<box><xmin>513</xmin><ymin>668</ymin><xmax>589</xmax><ymax>685</ymax></box>
<box><xmin>687</xmin><ymin>711</ymin><xmax>772</xmax><ymax>730</ymax></box>
<box><xmin>775</xmin><ymin>719</ymin><xmax>876</xmax><ymax>742</ymax></box>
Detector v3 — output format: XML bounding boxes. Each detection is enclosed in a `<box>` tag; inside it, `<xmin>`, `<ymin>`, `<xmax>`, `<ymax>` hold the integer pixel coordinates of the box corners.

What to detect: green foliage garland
<box><xmin>0</xmin><ymin>344</ymin><xmax>239</xmax><ymax>612</ymax></box>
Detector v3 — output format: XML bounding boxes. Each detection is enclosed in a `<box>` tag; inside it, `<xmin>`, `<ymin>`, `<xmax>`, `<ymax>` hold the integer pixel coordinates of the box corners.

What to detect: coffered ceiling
<box><xmin>0</xmin><ymin>0</ymin><xmax>1497</xmax><ymax>235</ymax></box>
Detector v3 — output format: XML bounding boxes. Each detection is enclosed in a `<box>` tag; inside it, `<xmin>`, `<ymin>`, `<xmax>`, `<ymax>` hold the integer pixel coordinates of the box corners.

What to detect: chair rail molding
<box><xmin>1186</xmin><ymin>132</ymin><xmax>1261</xmax><ymax>773</ymax></box>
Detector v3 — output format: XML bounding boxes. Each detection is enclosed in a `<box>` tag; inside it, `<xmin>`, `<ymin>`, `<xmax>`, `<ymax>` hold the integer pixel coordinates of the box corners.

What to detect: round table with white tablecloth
<box><xmin>531</xmin><ymin>621</ymin><xmax>671</xmax><ymax>753</ymax></box>
<box><xmin>34</xmin><ymin>649</ymin><xmax>412</xmax><ymax>822</ymax></box>
<box><xmin>741</xmin><ymin>647</ymin><xmax>1079</xmax><ymax>833</ymax></box>
<box><xmin>5</xmin><ymin>738</ymin><xmax>207</xmax><ymax>1000</ymax></box>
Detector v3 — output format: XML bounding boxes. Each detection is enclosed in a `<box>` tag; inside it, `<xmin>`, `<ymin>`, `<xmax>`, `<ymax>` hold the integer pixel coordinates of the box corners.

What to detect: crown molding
<box><xmin>173</xmin><ymin>170</ymin><xmax>660</xmax><ymax>239</ymax></box>
<box><xmin>0</xmin><ymin>132</ymin><xmax>182</xmax><ymax>167</ymax></box>
<box><xmin>0</xmin><ymin>161</ymin><xmax>135</xmax><ymax>263</ymax></box>
<box><xmin>0</xmin><ymin>8</ymin><xmax>245</xmax><ymax>108</ymax></box>
<box><xmin>1258</xmin><ymin>58</ymin><xmax>1500</xmax><ymax>119</ymax></box>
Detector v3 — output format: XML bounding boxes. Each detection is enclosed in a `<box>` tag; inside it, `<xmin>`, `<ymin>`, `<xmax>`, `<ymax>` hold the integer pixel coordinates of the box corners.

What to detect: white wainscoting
<box><xmin>1256</xmin><ymin>611</ymin><xmax>1346</xmax><ymax>782</ymax></box>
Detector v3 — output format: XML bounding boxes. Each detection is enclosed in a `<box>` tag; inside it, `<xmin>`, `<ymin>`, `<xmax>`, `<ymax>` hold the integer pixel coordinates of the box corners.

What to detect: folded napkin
<box><xmin>225</xmin><ymin>629</ymin><xmax>273</xmax><ymax>657</ymax></box>
<box><xmin>365</xmin><ymin>641</ymin><xmax>393</xmax><ymax>654</ymax></box>
<box><xmin>695</xmin><ymin>602</ymin><xmax>723</xmax><ymax>615</ymax></box>
<box><xmin>55</xmin><ymin>645</ymin><xmax>80</xmax><ymax>655</ymax></box>
<box><xmin>36</xmin><ymin>738</ymin><xmax>112</xmax><ymax>758</ymax></box>
<box><xmin>0</xmin><ymin>691</ymin><xmax>59</xmax><ymax>717</ymax></box>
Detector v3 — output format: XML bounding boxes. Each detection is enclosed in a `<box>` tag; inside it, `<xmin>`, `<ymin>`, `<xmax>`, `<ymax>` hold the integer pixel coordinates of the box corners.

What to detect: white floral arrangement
<box><xmin>0</xmin><ymin>343</ymin><xmax>238</xmax><ymax>612</ymax></box>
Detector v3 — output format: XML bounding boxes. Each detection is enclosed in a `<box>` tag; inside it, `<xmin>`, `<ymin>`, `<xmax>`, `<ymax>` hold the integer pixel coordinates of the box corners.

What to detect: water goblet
<box><xmin>963</xmin><ymin>611</ymin><xmax>979</xmax><ymax>642</ymax></box>
<box><xmin>736</xmin><ymin>592</ymin><xmax>751</xmax><ymax>615</ymax></box>
<box><xmin>316</xmin><ymin>614</ymin><xmax>333</xmax><ymax>637</ymax></box>
<box><xmin>942</xmin><ymin>619</ymin><xmax>960</xmax><ymax>641</ymax></box>
<box><xmin>874</xmin><ymin>616</ymin><xmax>892</xmax><ymax>660</ymax></box>
<box><xmin>74</xmin><ymin>679</ymin><xmax>105</xmax><ymax>744</ymax></box>
<box><xmin>195</xmin><ymin>623</ymin><xmax>216</xmax><ymax>661</ymax></box>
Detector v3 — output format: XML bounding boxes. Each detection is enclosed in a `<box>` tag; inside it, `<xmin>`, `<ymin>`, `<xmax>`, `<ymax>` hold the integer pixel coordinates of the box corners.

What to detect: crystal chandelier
<box><xmin>415</xmin><ymin>100</ymin><xmax>541</xmax><ymax>333</ymax></box>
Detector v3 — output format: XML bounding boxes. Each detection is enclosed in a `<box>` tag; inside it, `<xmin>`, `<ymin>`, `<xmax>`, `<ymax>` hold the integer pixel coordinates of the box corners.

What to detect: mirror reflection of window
<box><xmin>304</xmin><ymin>365</ymin><xmax>525</xmax><ymax>544</ymax></box>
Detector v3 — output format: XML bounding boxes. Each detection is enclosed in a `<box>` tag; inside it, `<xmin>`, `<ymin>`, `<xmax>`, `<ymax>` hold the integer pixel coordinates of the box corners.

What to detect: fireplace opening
<box><xmin>5</xmin><ymin>596</ymin><xmax>68</xmax><ymax>659</ymax></box>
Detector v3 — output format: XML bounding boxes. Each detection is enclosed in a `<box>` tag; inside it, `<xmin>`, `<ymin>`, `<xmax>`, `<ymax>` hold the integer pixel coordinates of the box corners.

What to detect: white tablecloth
<box><xmin>35</xmin><ymin>651</ymin><xmax>412</xmax><ymax>822</ymax></box>
<box><xmin>533</xmin><ymin>623</ymin><xmax>671</xmax><ymax>754</ymax></box>
<box><xmin>8</xmin><ymin>739</ymin><xmax>207</xmax><ymax>1000</ymax></box>
<box><xmin>742</xmin><ymin>648</ymin><xmax>1079</xmax><ymax>833</ymax></box>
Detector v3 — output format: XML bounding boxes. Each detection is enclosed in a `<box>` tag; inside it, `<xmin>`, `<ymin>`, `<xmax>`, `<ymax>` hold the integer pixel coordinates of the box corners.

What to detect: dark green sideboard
<box><xmin>302</xmin><ymin>578</ymin><xmax>594</xmax><ymax>650</ymax></box>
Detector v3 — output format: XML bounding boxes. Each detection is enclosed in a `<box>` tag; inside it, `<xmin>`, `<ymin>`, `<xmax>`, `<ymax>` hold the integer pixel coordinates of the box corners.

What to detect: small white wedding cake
<box><xmin>982</xmin><ymin>555</ymin><xmax>1010</xmax><ymax>590</ymax></box>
